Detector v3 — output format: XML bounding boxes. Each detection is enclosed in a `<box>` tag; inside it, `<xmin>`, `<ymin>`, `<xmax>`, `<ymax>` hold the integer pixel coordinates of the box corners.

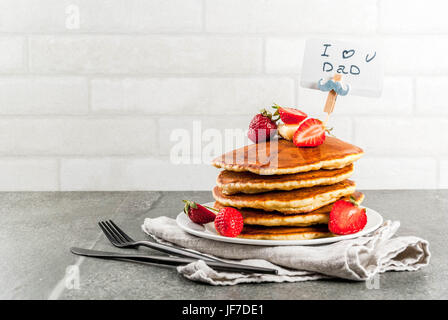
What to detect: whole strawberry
<box><xmin>183</xmin><ymin>200</ymin><xmax>216</xmax><ymax>225</ymax></box>
<box><xmin>328</xmin><ymin>197</ymin><xmax>367</xmax><ymax>235</ymax></box>
<box><xmin>248</xmin><ymin>109</ymin><xmax>278</xmax><ymax>143</ymax></box>
<box><xmin>214</xmin><ymin>207</ymin><xmax>244</xmax><ymax>237</ymax></box>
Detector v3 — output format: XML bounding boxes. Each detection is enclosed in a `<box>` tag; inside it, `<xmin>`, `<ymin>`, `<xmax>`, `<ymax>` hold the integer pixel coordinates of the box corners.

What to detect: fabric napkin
<box><xmin>141</xmin><ymin>217</ymin><xmax>430</xmax><ymax>285</ymax></box>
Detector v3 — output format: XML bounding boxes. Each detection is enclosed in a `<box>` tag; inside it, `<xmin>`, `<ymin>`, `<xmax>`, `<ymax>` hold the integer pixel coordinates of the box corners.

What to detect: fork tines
<box><xmin>99</xmin><ymin>220</ymin><xmax>134</xmax><ymax>246</ymax></box>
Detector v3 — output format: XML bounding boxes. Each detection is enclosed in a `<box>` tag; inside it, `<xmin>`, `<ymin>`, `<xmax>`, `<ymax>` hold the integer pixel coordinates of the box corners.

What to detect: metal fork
<box><xmin>98</xmin><ymin>220</ymin><xmax>219</xmax><ymax>262</ymax></box>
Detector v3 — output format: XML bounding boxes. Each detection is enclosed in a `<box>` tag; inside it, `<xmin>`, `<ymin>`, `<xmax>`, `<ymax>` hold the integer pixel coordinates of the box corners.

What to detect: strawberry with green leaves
<box><xmin>329</xmin><ymin>196</ymin><xmax>367</xmax><ymax>235</ymax></box>
<box><xmin>247</xmin><ymin>108</ymin><xmax>278</xmax><ymax>143</ymax></box>
<box><xmin>183</xmin><ymin>200</ymin><xmax>216</xmax><ymax>225</ymax></box>
<box><xmin>272</xmin><ymin>103</ymin><xmax>307</xmax><ymax>124</ymax></box>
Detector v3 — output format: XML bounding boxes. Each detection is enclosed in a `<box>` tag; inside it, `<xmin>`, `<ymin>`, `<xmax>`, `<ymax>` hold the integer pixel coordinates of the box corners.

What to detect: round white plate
<box><xmin>176</xmin><ymin>202</ymin><xmax>383</xmax><ymax>246</ymax></box>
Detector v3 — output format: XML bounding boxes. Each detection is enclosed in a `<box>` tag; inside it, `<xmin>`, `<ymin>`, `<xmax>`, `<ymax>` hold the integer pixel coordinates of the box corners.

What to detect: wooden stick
<box><xmin>323</xmin><ymin>74</ymin><xmax>342</xmax><ymax>124</ymax></box>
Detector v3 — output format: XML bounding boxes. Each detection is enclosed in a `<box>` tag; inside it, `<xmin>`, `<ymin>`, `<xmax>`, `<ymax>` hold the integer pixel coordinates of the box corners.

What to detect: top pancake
<box><xmin>217</xmin><ymin>164</ymin><xmax>354</xmax><ymax>195</ymax></box>
<box><xmin>212</xmin><ymin>136</ymin><xmax>363</xmax><ymax>175</ymax></box>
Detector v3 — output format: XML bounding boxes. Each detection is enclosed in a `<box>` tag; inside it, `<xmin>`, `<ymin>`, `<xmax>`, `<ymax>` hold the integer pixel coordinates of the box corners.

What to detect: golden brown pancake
<box><xmin>238</xmin><ymin>225</ymin><xmax>332</xmax><ymax>240</ymax></box>
<box><xmin>217</xmin><ymin>164</ymin><xmax>354</xmax><ymax>195</ymax></box>
<box><xmin>212</xmin><ymin>136</ymin><xmax>363</xmax><ymax>175</ymax></box>
<box><xmin>214</xmin><ymin>191</ymin><xmax>364</xmax><ymax>226</ymax></box>
<box><xmin>213</xmin><ymin>180</ymin><xmax>356</xmax><ymax>214</ymax></box>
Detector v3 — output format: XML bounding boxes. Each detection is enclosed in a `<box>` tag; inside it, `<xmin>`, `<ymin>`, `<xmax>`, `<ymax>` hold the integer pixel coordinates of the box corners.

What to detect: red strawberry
<box><xmin>273</xmin><ymin>104</ymin><xmax>307</xmax><ymax>124</ymax></box>
<box><xmin>293</xmin><ymin>118</ymin><xmax>326</xmax><ymax>147</ymax></box>
<box><xmin>183</xmin><ymin>200</ymin><xmax>216</xmax><ymax>225</ymax></box>
<box><xmin>214</xmin><ymin>207</ymin><xmax>244</xmax><ymax>237</ymax></box>
<box><xmin>247</xmin><ymin>109</ymin><xmax>278</xmax><ymax>143</ymax></box>
<box><xmin>328</xmin><ymin>198</ymin><xmax>367</xmax><ymax>235</ymax></box>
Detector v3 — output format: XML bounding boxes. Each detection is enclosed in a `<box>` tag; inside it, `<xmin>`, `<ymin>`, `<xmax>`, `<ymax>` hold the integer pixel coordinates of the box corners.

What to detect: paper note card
<box><xmin>300</xmin><ymin>39</ymin><xmax>383</xmax><ymax>97</ymax></box>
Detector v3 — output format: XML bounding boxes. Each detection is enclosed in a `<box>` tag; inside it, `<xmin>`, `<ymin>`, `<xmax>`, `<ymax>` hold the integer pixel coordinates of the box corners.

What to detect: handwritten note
<box><xmin>300</xmin><ymin>39</ymin><xmax>383</xmax><ymax>97</ymax></box>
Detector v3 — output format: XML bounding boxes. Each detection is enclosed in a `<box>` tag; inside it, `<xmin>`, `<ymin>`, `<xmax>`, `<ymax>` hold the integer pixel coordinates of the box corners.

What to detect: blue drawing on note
<box><xmin>317</xmin><ymin>78</ymin><xmax>350</xmax><ymax>96</ymax></box>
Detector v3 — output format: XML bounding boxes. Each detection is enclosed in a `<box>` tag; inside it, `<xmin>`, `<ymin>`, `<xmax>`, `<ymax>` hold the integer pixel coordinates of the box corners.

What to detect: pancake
<box><xmin>214</xmin><ymin>191</ymin><xmax>364</xmax><ymax>226</ymax></box>
<box><xmin>212</xmin><ymin>180</ymin><xmax>356</xmax><ymax>214</ymax></box>
<box><xmin>238</xmin><ymin>225</ymin><xmax>332</xmax><ymax>240</ymax></box>
<box><xmin>212</xmin><ymin>136</ymin><xmax>363</xmax><ymax>175</ymax></box>
<box><xmin>217</xmin><ymin>164</ymin><xmax>354</xmax><ymax>195</ymax></box>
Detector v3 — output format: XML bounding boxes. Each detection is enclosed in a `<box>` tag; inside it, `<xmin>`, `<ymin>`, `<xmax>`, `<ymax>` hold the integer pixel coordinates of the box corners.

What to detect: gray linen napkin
<box><xmin>141</xmin><ymin>217</ymin><xmax>430</xmax><ymax>285</ymax></box>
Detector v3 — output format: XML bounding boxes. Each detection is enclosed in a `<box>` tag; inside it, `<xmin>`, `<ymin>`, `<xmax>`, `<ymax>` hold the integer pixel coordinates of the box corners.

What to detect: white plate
<box><xmin>176</xmin><ymin>202</ymin><xmax>383</xmax><ymax>246</ymax></box>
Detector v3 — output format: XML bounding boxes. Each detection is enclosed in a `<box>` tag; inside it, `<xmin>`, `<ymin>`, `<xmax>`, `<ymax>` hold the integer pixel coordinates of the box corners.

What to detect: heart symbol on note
<box><xmin>342</xmin><ymin>49</ymin><xmax>355</xmax><ymax>59</ymax></box>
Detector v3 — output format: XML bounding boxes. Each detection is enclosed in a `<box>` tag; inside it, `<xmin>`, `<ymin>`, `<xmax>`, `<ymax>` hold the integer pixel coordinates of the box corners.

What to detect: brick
<box><xmin>325</xmin><ymin>116</ymin><xmax>353</xmax><ymax>142</ymax></box>
<box><xmin>0</xmin><ymin>118</ymin><xmax>157</xmax><ymax>156</ymax></box>
<box><xmin>354</xmin><ymin>118</ymin><xmax>448</xmax><ymax>156</ymax></box>
<box><xmin>0</xmin><ymin>158</ymin><xmax>58</xmax><ymax>191</ymax></box>
<box><xmin>0</xmin><ymin>37</ymin><xmax>25</xmax><ymax>72</ymax></box>
<box><xmin>265</xmin><ymin>38</ymin><xmax>306</xmax><ymax>74</ymax></box>
<box><xmin>0</xmin><ymin>0</ymin><xmax>202</xmax><ymax>32</ymax></box>
<box><xmin>60</xmin><ymin>158</ymin><xmax>217</xmax><ymax>191</ymax></box>
<box><xmin>298</xmin><ymin>77</ymin><xmax>413</xmax><ymax>115</ymax></box>
<box><xmin>206</xmin><ymin>0</ymin><xmax>377</xmax><ymax>33</ymax></box>
<box><xmin>0</xmin><ymin>77</ymin><xmax>88</xmax><ymax>114</ymax></box>
<box><xmin>352</xmin><ymin>157</ymin><xmax>438</xmax><ymax>189</ymax></box>
<box><xmin>383</xmin><ymin>37</ymin><xmax>448</xmax><ymax>75</ymax></box>
<box><xmin>30</xmin><ymin>36</ymin><xmax>262</xmax><ymax>74</ymax></box>
<box><xmin>380</xmin><ymin>0</ymin><xmax>448</xmax><ymax>33</ymax></box>
<box><xmin>91</xmin><ymin>77</ymin><xmax>295</xmax><ymax>115</ymax></box>
<box><xmin>416</xmin><ymin>77</ymin><xmax>448</xmax><ymax>114</ymax></box>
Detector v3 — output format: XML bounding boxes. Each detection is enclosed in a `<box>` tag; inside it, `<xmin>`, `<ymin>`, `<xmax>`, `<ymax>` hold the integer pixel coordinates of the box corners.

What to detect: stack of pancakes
<box><xmin>211</xmin><ymin>136</ymin><xmax>364</xmax><ymax>240</ymax></box>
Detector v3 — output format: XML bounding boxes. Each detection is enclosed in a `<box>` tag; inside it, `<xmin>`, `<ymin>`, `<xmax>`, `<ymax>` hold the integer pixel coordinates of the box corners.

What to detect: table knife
<box><xmin>71</xmin><ymin>247</ymin><xmax>278</xmax><ymax>275</ymax></box>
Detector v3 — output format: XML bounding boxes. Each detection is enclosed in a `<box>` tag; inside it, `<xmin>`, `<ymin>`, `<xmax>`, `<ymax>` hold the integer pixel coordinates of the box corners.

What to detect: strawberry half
<box><xmin>273</xmin><ymin>104</ymin><xmax>307</xmax><ymax>124</ymax></box>
<box><xmin>214</xmin><ymin>207</ymin><xmax>244</xmax><ymax>237</ymax></box>
<box><xmin>183</xmin><ymin>200</ymin><xmax>216</xmax><ymax>225</ymax></box>
<box><xmin>247</xmin><ymin>109</ymin><xmax>278</xmax><ymax>143</ymax></box>
<box><xmin>293</xmin><ymin>118</ymin><xmax>326</xmax><ymax>147</ymax></box>
<box><xmin>328</xmin><ymin>198</ymin><xmax>367</xmax><ymax>235</ymax></box>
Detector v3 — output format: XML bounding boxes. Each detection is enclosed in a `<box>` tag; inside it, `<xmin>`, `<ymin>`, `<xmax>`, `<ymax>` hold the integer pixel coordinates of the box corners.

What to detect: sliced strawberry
<box><xmin>293</xmin><ymin>118</ymin><xmax>326</xmax><ymax>147</ymax></box>
<box><xmin>214</xmin><ymin>207</ymin><xmax>244</xmax><ymax>237</ymax></box>
<box><xmin>274</xmin><ymin>105</ymin><xmax>307</xmax><ymax>124</ymax></box>
<box><xmin>183</xmin><ymin>200</ymin><xmax>216</xmax><ymax>225</ymax></box>
<box><xmin>328</xmin><ymin>198</ymin><xmax>367</xmax><ymax>235</ymax></box>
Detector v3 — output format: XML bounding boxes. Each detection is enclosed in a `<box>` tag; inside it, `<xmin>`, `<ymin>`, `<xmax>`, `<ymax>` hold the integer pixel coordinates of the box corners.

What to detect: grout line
<box><xmin>436</xmin><ymin>158</ymin><xmax>441</xmax><ymax>188</ymax></box>
<box><xmin>261</xmin><ymin>37</ymin><xmax>266</xmax><ymax>74</ymax></box>
<box><xmin>350</xmin><ymin>116</ymin><xmax>355</xmax><ymax>142</ymax></box>
<box><xmin>13</xmin><ymin>31</ymin><xmax>448</xmax><ymax>38</ymax></box>
<box><xmin>87</xmin><ymin>77</ymin><xmax>92</xmax><ymax>114</ymax></box>
<box><xmin>1</xmin><ymin>72</ymin><xmax>445</xmax><ymax>77</ymax></box>
<box><xmin>0</xmin><ymin>73</ymin><xmax>301</xmax><ymax>78</ymax></box>
<box><xmin>294</xmin><ymin>77</ymin><xmax>299</xmax><ymax>106</ymax></box>
<box><xmin>202</xmin><ymin>0</ymin><xmax>207</xmax><ymax>32</ymax></box>
<box><xmin>4</xmin><ymin>31</ymin><xmax>381</xmax><ymax>37</ymax></box>
<box><xmin>412</xmin><ymin>77</ymin><xmax>417</xmax><ymax>115</ymax></box>
<box><xmin>56</xmin><ymin>158</ymin><xmax>61</xmax><ymax>191</ymax></box>
<box><xmin>24</xmin><ymin>35</ymin><xmax>30</xmax><ymax>73</ymax></box>
<box><xmin>376</xmin><ymin>0</ymin><xmax>381</xmax><ymax>34</ymax></box>
<box><xmin>47</xmin><ymin>193</ymin><xmax>131</xmax><ymax>300</ymax></box>
<box><xmin>1</xmin><ymin>114</ymin><xmax>447</xmax><ymax>120</ymax></box>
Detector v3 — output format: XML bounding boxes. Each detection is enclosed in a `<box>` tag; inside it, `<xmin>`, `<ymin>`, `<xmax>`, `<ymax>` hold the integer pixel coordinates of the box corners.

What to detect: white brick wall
<box><xmin>91</xmin><ymin>77</ymin><xmax>295</xmax><ymax>115</ymax></box>
<box><xmin>0</xmin><ymin>0</ymin><xmax>447</xmax><ymax>190</ymax></box>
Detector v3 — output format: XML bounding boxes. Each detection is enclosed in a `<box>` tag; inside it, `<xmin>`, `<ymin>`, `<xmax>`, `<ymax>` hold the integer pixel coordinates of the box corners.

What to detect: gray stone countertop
<box><xmin>0</xmin><ymin>190</ymin><xmax>446</xmax><ymax>300</ymax></box>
